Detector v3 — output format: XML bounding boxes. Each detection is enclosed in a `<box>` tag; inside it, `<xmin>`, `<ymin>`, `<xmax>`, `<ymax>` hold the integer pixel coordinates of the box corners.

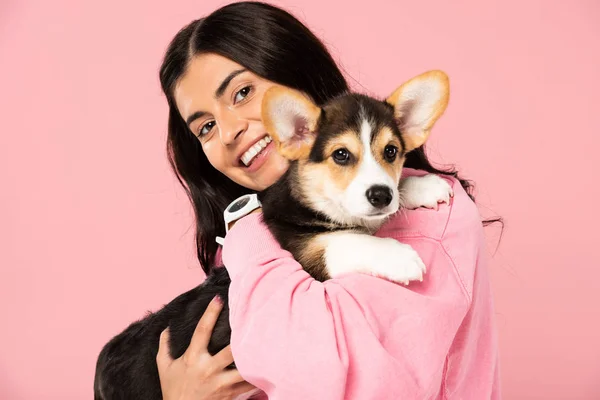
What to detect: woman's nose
<box><xmin>218</xmin><ymin>109</ymin><xmax>248</xmax><ymax>145</ymax></box>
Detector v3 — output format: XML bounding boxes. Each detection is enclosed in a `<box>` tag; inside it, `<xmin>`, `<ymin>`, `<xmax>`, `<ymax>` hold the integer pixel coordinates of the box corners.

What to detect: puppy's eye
<box><xmin>384</xmin><ymin>145</ymin><xmax>398</xmax><ymax>162</ymax></box>
<box><xmin>332</xmin><ymin>148</ymin><xmax>351</xmax><ymax>165</ymax></box>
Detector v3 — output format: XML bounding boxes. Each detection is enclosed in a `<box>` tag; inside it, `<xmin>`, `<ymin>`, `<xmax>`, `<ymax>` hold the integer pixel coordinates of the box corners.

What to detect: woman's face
<box><xmin>173</xmin><ymin>53</ymin><xmax>290</xmax><ymax>191</ymax></box>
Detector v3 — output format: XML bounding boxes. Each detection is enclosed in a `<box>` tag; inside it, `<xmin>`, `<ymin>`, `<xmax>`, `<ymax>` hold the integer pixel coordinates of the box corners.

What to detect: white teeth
<box><xmin>241</xmin><ymin>136</ymin><xmax>272</xmax><ymax>166</ymax></box>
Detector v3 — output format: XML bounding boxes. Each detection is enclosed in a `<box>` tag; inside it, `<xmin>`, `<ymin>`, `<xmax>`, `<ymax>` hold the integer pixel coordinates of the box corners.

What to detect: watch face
<box><xmin>228</xmin><ymin>196</ymin><xmax>251</xmax><ymax>213</ymax></box>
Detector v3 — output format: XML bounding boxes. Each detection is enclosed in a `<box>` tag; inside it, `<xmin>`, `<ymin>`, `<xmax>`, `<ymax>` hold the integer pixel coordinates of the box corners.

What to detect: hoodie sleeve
<box><xmin>221</xmin><ymin>209</ymin><xmax>473</xmax><ymax>399</ymax></box>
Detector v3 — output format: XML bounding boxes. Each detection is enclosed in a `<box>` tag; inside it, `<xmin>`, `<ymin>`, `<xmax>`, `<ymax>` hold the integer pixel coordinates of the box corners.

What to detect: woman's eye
<box><xmin>233</xmin><ymin>86</ymin><xmax>252</xmax><ymax>104</ymax></box>
<box><xmin>199</xmin><ymin>121</ymin><xmax>216</xmax><ymax>136</ymax></box>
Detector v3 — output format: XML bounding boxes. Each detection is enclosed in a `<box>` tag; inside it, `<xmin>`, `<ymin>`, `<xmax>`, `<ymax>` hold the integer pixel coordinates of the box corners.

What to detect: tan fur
<box><xmin>296</xmin><ymin>235</ymin><xmax>329</xmax><ymax>281</ymax></box>
<box><xmin>386</xmin><ymin>70</ymin><xmax>450</xmax><ymax>152</ymax></box>
<box><xmin>295</xmin><ymin>161</ymin><xmax>331</xmax><ymax>212</ymax></box>
<box><xmin>261</xmin><ymin>87</ymin><xmax>321</xmax><ymax>160</ymax></box>
<box><xmin>371</xmin><ymin>126</ymin><xmax>404</xmax><ymax>183</ymax></box>
<box><xmin>321</xmin><ymin>131</ymin><xmax>363</xmax><ymax>192</ymax></box>
<box><xmin>292</xmin><ymin>129</ymin><xmax>367</xmax><ymax>218</ymax></box>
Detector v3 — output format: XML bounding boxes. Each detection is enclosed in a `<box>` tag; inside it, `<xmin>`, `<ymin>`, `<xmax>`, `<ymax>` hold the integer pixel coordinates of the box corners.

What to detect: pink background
<box><xmin>1</xmin><ymin>0</ymin><xmax>599</xmax><ymax>398</ymax></box>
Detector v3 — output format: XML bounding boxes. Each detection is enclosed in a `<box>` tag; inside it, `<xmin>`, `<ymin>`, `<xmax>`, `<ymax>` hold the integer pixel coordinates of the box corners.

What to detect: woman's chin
<box><xmin>239</xmin><ymin>153</ymin><xmax>290</xmax><ymax>191</ymax></box>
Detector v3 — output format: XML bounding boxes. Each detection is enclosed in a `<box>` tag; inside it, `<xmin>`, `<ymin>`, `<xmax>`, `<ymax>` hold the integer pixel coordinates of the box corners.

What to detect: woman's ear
<box><xmin>386</xmin><ymin>70</ymin><xmax>450</xmax><ymax>152</ymax></box>
<box><xmin>262</xmin><ymin>87</ymin><xmax>321</xmax><ymax>160</ymax></box>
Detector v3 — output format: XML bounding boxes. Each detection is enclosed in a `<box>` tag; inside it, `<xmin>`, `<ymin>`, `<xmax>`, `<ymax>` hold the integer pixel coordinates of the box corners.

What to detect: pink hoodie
<box><xmin>221</xmin><ymin>168</ymin><xmax>500</xmax><ymax>399</ymax></box>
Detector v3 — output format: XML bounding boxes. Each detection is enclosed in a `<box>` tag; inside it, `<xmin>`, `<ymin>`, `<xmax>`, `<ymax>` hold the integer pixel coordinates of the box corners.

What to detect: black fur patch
<box><xmin>309</xmin><ymin>94</ymin><xmax>406</xmax><ymax>161</ymax></box>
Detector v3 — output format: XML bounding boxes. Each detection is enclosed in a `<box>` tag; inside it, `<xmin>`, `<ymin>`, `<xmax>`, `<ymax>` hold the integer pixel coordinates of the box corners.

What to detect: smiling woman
<box><xmin>173</xmin><ymin>54</ymin><xmax>289</xmax><ymax>190</ymax></box>
<box><xmin>158</xmin><ymin>3</ymin><xmax>351</xmax><ymax>274</ymax></box>
<box><xmin>96</xmin><ymin>1</ymin><xmax>502</xmax><ymax>399</ymax></box>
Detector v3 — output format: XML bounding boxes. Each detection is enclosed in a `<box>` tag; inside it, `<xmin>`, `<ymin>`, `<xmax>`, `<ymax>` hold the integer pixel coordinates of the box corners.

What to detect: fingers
<box><xmin>156</xmin><ymin>327</ymin><xmax>173</xmax><ymax>370</ymax></box>
<box><xmin>212</xmin><ymin>345</ymin><xmax>235</xmax><ymax>370</ymax></box>
<box><xmin>229</xmin><ymin>381</ymin><xmax>258</xmax><ymax>397</ymax></box>
<box><xmin>218</xmin><ymin>368</ymin><xmax>251</xmax><ymax>386</ymax></box>
<box><xmin>186</xmin><ymin>295</ymin><xmax>224</xmax><ymax>359</ymax></box>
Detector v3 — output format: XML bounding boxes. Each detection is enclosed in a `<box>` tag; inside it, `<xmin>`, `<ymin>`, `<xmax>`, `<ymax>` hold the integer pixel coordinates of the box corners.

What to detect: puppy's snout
<box><xmin>366</xmin><ymin>185</ymin><xmax>393</xmax><ymax>209</ymax></box>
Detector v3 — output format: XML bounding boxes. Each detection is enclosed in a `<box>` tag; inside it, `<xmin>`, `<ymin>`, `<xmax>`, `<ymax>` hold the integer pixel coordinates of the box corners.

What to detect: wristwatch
<box><xmin>215</xmin><ymin>193</ymin><xmax>262</xmax><ymax>245</ymax></box>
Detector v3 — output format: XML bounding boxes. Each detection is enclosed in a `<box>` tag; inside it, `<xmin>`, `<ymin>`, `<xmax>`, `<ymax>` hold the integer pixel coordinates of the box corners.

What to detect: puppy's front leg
<box><xmin>317</xmin><ymin>231</ymin><xmax>426</xmax><ymax>285</ymax></box>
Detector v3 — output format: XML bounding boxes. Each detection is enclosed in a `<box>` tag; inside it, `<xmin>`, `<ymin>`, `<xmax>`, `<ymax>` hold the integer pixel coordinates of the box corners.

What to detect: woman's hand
<box><xmin>156</xmin><ymin>296</ymin><xmax>257</xmax><ymax>400</ymax></box>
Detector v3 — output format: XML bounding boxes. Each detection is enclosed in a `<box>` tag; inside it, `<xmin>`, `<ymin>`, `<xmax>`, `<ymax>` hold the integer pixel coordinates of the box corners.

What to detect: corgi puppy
<box><xmin>93</xmin><ymin>70</ymin><xmax>452</xmax><ymax>400</ymax></box>
<box><xmin>259</xmin><ymin>69</ymin><xmax>453</xmax><ymax>284</ymax></box>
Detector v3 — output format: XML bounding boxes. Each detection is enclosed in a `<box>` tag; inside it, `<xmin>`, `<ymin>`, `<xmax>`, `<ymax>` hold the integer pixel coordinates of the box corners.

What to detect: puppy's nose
<box><xmin>366</xmin><ymin>185</ymin><xmax>393</xmax><ymax>208</ymax></box>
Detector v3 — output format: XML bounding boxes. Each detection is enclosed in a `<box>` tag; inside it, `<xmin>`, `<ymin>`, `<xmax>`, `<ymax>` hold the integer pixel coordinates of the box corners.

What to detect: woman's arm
<box><xmin>222</xmin><ymin>212</ymin><xmax>472</xmax><ymax>399</ymax></box>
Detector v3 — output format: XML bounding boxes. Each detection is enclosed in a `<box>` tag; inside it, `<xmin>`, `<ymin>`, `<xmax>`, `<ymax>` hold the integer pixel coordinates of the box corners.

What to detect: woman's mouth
<box><xmin>240</xmin><ymin>135</ymin><xmax>272</xmax><ymax>167</ymax></box>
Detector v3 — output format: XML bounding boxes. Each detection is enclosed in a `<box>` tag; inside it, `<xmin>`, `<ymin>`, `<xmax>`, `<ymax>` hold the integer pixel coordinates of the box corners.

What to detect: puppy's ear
<box><xmin>262</xmin><ymin>87</ymin><xmax>321</xmax><ymax>160</ymax></box>
<box><xmin>386</xmin><ymin>70</ymin><xmax>450</xmax><ymax>152</ymax></box>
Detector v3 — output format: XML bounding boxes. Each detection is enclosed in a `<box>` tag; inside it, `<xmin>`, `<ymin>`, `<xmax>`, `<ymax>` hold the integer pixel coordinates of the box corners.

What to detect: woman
<box><xmin>152</xmin><ymin>2</ymin><xmax>500</xmax><ymax>399</ymax></box>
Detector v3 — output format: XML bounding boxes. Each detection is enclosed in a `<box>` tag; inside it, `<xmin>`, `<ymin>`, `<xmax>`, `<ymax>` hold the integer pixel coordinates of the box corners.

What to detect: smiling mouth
<box><xmin>240</xmin><ymin>135</ymin><xmax>272</xmax><ymax>167</ymax></box>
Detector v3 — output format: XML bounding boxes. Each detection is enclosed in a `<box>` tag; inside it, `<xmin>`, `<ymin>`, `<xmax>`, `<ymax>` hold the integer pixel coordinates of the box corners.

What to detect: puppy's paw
<box><xmin>400</xmin><ymin>174</ymin><xmax>454</xmax><ymax>210</ymax></box>
<box><xmin>369</xmin><ymin>239</ymin><xmax>426</xmax><ymax>285</ymax></box>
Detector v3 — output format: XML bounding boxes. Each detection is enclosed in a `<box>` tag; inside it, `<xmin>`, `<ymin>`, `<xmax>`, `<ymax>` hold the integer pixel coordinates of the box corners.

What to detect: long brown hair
<box><xmin>158</xmin><ymin>1</ymin><xmax>501</xmax><ymax>273</ymax></box>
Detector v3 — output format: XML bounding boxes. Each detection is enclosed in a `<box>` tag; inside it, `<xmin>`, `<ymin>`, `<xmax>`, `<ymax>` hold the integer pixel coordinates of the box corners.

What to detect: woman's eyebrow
<box><xmin>214</xmin><ymin>69</ymin><xmax>246</xmax><ymax>99</ymax></box>
<box><xmin>186</xmin><ymin>111</ymin><xmax>206</xmax><ymax>127</ymax></box>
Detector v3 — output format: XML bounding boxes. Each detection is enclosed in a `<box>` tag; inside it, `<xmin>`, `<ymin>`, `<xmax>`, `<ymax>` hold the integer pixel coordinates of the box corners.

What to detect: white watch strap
<box><xmin>215</xmin><ymin>193</ymin><xmax>262</xmax><ymax>245</ymax></box>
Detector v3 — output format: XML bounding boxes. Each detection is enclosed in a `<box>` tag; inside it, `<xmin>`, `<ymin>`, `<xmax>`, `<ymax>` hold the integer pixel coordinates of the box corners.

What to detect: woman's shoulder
<box><xmin>376</xmin><ymin>168</ymin><xmax>488</xmax><ymax>297</ymax></box>
<box><xmin>378</xmin><ymin>168</ymin><xmax>485</xmax><ymax>245</ymax></box>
